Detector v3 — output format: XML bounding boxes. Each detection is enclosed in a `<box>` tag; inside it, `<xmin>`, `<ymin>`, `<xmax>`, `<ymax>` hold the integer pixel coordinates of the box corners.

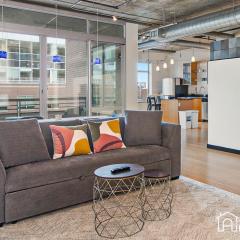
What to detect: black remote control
<box><xmin>111</xmin><ymin>166</ymin><xmax>131</xmax><ymax>174</ymax></box>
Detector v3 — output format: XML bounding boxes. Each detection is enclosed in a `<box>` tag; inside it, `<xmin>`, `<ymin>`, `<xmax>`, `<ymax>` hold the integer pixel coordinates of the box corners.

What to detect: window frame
<box><xmin>137</xmin><ymin>62</ymin><xmax>151</xmax><ymax>102</ymax></box>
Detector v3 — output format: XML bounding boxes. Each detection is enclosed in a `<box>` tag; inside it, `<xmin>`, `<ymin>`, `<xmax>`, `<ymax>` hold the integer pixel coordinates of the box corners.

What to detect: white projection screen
<box><xmin>208</xmin><ymin>58</ymin><xmax>240</xmax><ymax>151</ymax></box>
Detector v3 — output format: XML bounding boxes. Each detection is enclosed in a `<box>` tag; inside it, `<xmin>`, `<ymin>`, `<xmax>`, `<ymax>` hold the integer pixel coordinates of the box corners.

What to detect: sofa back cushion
<box><xmin>0</xmin><ymin>119</ymin><xmax>50</xmax><ymax>167</ymax></box>
<box><xmin>124</xmin><ymin>110</ymin><xmax>163</xmax><ymax>146</ymax></box>
<box><xmin>39</xmin><ymin>119</ymin><xmax>82</xmax><ymax>158</ymax></box>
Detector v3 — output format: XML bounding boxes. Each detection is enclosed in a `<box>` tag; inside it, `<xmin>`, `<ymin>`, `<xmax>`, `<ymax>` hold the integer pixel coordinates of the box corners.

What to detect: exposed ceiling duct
<box><xmin>139</xmin><ymin>6</ymin><xmax>240</xmax><ymax>48</ymax></box>
<box><xmin>138</xmin><ymin>40</ymin><xmax>169</xmax><ymax>50</ymax></box>
<box><xmin>139</xmin><ymin>40</ymin><xmax>210</xmax><ymax>51</ymax></box>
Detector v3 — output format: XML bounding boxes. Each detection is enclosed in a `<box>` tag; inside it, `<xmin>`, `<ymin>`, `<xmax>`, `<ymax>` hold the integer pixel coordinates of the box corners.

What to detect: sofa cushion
<box><xmin>0</xmin><ymin>119</ymin><xmax>50</xmax><ymax>168</ymax></box>
<box><xmin>88</xmin><ymin>119</ymin><xmax>126</xmax><ymax>153</ymax></box>
<box><xmin>124</xmin><ymin>110</ymin><xmax>162</xmax><ymax>146</ymax></box>
<box><xmin>39</xmin><ymin>119</ymin><xmax>82</xmax><ymax>158</ymax></box>
<box><xmin>6</xmin><ymin>145</ymin><xmax>170</xmax><ymax>193</ymax></box>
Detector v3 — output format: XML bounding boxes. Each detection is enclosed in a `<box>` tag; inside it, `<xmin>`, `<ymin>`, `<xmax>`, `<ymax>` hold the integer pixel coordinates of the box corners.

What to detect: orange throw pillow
<box><xmin>50</xmin><ymin>124</ymin><xmax>91</xmax><ymax>159</ymax></box>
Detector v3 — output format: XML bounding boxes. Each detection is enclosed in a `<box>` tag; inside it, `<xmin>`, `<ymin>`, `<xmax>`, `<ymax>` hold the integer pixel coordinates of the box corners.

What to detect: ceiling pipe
<box><xmin>140</xmin><ymin>6</ymin><xmax>240</xmax><ymax>47</ymax></box>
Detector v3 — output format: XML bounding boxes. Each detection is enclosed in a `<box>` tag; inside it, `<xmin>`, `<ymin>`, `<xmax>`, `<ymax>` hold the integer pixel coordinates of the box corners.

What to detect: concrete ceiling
<box><xmin>7</xmin><ymin>0</ymin><xmax>240</xmax><ymax>52</ymax></box>
<box><xmin>9</xmin><ymin>0</ymin><xmax>240</xmax><ymax>28</ymax></box>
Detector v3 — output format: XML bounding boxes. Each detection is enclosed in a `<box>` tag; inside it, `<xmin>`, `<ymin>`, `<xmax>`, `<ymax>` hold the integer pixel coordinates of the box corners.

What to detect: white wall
<box><xmin>125</xmin><ymin>23</ymin><xmax>138</xmax><ymax>110</ymax></box>
<box><xmin>208</xmin><ymin>58</ymin><xmax>240</xmax><ymax>151</ymax></box>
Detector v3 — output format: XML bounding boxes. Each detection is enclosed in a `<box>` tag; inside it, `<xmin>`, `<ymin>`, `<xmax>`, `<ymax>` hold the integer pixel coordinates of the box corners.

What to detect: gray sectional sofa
<box><xmin>0</xmin><ymin>112</ymin><xmax>181</xmax><ymax>225</ymax></box>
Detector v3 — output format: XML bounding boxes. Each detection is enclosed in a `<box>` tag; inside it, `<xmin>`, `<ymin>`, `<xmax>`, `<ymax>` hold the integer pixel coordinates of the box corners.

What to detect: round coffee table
<box><xmin>93</xmin><ymin>163</ymin><xmax>145</xmax><ymax>239</ymax></box>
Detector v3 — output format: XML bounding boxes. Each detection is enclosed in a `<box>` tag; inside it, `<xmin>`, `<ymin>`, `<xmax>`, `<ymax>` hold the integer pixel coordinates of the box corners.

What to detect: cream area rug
<box><xmin>0</xmin><ymin>176</ymin><xmax>240</xmax><ymax>240</ymax></box>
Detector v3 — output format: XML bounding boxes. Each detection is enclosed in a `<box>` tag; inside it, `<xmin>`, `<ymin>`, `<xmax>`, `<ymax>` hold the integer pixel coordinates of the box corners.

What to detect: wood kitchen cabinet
<box><xmin>161</xmin><ymin>98</ymin><xmax>202</xmax><ymax>124</ymax></box>
<box><xmin>182</xmin><ymin>62</ymin><xmax>200</xmax><ymax>85</ymax></box>
<box><xmin>191</xmin><ymin>62</ymin><xmax>198</xmax><ymax>85</ymax></box>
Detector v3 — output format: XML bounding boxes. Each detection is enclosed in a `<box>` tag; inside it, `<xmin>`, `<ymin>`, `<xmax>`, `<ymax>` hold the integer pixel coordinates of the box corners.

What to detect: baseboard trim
<box><xmin>207</xmin><ymin>144</ymin><xmax>240</xmax><ymax>154</ymax></box>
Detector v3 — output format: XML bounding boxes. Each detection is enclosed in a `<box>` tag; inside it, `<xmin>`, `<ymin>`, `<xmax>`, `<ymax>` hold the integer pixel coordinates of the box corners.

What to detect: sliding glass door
<box><xmin>46</xmin><ymin>38</ymin><xmax>88</xmax><ymax>118</ymax></box>
<box><xmin>91</xmin><ymin>42</ymin><xmax>123</xmax><ymax>116</ymax></box>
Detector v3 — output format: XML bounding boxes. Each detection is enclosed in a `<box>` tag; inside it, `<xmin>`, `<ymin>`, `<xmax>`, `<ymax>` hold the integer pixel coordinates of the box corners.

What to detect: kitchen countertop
<box><xmin>161</xmin><ymin>96</ymin><xmax>208</xmax><ymax>102</ymax></box>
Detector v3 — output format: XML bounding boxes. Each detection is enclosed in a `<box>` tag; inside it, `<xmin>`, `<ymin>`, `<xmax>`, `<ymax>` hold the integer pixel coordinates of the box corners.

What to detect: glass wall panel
<box><xmin>89</xmin><ymin>21</ymin><xmax>124</xmax><ymax>38</ymax></box>
<box><xmin>47</xmin><ymin>38</ymin><xmax>88</xmax><ymax>118</ymax></box>
<box><xmin>0</xmin><ymin>32</ymin><xmax>40</xmax><ymax>120</ymax></box>
<box><xmin>1</xmin><ymin>7</ymin><xmax>87</xmax><ymax>33</ymax></box>
<box><xmin>91</xmin><ymin>42</ymin><xmax>122</xmax><ymax>115</ymax></box>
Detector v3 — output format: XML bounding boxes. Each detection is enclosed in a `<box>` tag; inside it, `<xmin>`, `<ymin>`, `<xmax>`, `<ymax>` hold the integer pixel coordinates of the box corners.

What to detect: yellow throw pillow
<box><xmin>50</xmin><ymin>124</ymin><xmax>92</xmax><ymax>159</ymax></box>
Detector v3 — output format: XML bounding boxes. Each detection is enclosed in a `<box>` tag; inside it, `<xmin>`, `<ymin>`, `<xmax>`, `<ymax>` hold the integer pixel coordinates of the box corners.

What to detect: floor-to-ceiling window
<box><xmin>47</xmin><ymin>38</ymin><xmax>88</xmax><ymax>118</ymax></box>
<box><xmin>91</xmin><ymin>42</ymin><xmax>122</xmax><ymax>115</ymax></box>
<box><xmin>0</xmin><ymin>5</ymin><xmax>125</xmax><ymax>120</ymax></box>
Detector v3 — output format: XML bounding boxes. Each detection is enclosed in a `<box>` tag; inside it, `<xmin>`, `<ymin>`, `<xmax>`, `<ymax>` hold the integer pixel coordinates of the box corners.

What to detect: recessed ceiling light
<box><xmin>112</xmin><ymin>16</ymin><xmax>117</xmax><ymax>22</ymax></box>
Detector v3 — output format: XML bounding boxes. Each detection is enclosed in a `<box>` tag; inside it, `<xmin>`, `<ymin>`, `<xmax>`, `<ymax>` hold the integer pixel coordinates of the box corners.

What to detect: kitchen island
<box><xmin>161</xmin><ymin>97</ymin><xmax>202</xmax><ymax>124</ymax></box>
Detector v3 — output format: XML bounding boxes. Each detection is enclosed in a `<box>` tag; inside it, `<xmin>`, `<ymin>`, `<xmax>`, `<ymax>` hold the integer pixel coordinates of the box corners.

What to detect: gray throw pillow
<box><xmin>0</xmin><ymin>119</ymin><xmax>50</xmax><ymax>167</ymax></box>
<box><xmin>124</xmin><ymin>110</ymin><xmax>163</xmax><ymax>146</ymax></box>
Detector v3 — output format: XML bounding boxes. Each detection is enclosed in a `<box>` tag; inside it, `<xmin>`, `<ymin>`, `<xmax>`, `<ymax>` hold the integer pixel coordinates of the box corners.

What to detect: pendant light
<box><xmin>163</xmin><ymin>62</ymin><xmax>168</xmax><ymax>69</ymax></box>
<box><xmin>52</xmin><ymin>1</ymin><xmax>62</xmax><ymax>63</ymax></box>
<box><xmin>94</xmin><ymin>9</ymin><xmax>101</xmax><ymax>65</ymax></box>
<box><xmin>0</xmin><ymin>0</ymin><xmax>7</xmax><ymax>59</ymax></box>
<box><xmin>112</xmin><ymin>16</ymin><xmax>117</xmax><ymax>22</ymax></box>
<box><xmin>191</xmin><ymin>48</ymin><xmax>196</xmax><ymax>62</ymax></box>
<box><xmin>170</xmin><ymin>58</ymin><xmax>174</xmax><ymax>65</ymax></box>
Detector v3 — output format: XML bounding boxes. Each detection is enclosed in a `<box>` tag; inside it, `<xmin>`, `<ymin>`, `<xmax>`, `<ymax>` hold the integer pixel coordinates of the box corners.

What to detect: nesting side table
<box><xmin>93</xmin><ymin>164</ymin><xmax>145</xmax><ymax>239</ymax></box>
<box><xmin>143</xmin><ymin>170</ymin><xmax>172</xmax><ymax>221</ymax></box>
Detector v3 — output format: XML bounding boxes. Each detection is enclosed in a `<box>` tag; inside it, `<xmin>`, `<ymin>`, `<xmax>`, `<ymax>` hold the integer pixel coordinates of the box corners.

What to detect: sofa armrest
<box><xmin>0</xmin><ymin>159</ymin><xmax>6</xmax><ymax>224</ymax></box>
<box><xmin>161</xmin><ymin>123</ymin><xmax>181</xmax><ymax>178</ymax></box>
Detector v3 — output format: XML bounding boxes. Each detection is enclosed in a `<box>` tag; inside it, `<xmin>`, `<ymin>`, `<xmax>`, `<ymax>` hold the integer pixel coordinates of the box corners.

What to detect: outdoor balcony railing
<box><xmin>0</xmin><ymin>97</ymin><xmax>87</xmax><ymax>120</ymax></box>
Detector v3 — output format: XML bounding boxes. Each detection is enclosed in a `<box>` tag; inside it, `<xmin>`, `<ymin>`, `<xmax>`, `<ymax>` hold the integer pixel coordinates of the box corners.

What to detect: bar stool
<box><xmin>155</xmin><ymin>96</ymin><xmax>161</xmax><ymax>110</ymax></box>
<box><xmin>147</xmin><ymin>96</ymin><xmax>161</xmax><ymax>111</ymax></box>
<box><xmin>147</xmin><ymin>96</ymin><xmax>155</xmax><ymax>110</ymax></box>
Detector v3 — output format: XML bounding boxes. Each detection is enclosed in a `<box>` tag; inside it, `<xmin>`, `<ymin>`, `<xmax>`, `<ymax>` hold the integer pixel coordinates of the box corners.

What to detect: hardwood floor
<box><xmin>181</xmin><ymin>122</ymin><xmax>240</xmax><ymax>195</ymax></box>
